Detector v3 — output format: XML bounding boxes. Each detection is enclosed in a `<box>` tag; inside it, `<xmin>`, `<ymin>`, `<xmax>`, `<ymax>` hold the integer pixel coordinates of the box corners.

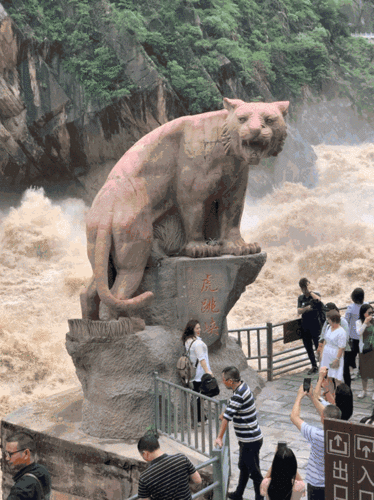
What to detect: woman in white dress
<box><xmin>181</xmin><ymin>319</ymin><xmax>212</xmax><ymax>422</ymax></box>
<box><xmin>320</xmin><ymin>310</ymin><xmax>346</xmax><ymax>384</ymax></box>
<box><xmin>260</xmin><ymin>445</ymin><xmax>305</xmax><ymax>500</ymax></box>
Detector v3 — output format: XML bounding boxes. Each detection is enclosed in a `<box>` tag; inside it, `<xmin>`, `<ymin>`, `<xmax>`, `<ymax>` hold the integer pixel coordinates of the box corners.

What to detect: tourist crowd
<box><xmin>6</xmin><ymin>289</ymin><xmax>374</xmax><ymax>500</ymax></box>
<box><xmin>298</xmin><ymin>279</ymin><xmax>374</xmax><ymax>399</ymax></box>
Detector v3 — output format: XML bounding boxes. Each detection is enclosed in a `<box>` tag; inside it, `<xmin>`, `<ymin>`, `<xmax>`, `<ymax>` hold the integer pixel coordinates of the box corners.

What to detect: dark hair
<box><xmin>267</xmin><ymin>446</ymin><xmax>297</xmax><ymax>500</ymax></box>
<box><xmin>325</xmin><ymin>302</ymin><xmax>338</xmax><ymax>312</ymax></box>
<box><xmin>222</xmin><ymin>366</ymin><xmax>240</xmax><ymax>382</ymax></box>
<box><xmin>323</xmin><ymin>405</ymin><xmax>342</xmax><ymax>420</ymax></box>
<box><xmin>137</xmin><ymin>431</ymin><xmax>160</xmax><ymax>453</ymax></box>
<box><xmin>359</xmin><ymin>303</ymin><xmax>373</xmax><ymax>323</ymax></box>
<box><xmin>299</xmin><ymin>278</ymin><xmax>309</xmax><ymax>289</ymax></box>
<box><xmin>351</xmin><ymin>288</ymin><xmax>364</xmax><ymax>305</ymax></box>
<box><xmin>335</xmin><ymin>384</ymin><xmax>353</xmax><ymax>421</ymax></box>
<box><xmin>6</xmin><ymin>433</ymin><xmax>36</xmax><ymax>456</ymax></box>
<box><xmin>181</xmin><ymin>319</ymin><xmax>200</xmax><ymax>344</ymax></box>
<box><xmin>326</xmin><ymin>310</ymin><xmax>341</xmax><ymax>324</ymax></box>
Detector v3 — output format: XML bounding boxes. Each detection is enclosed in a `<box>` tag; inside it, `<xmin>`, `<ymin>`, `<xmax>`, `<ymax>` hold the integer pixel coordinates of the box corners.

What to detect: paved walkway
<box><xmin>228</xmin><ymin>370</ymin><xmax>374</xmax><ymax>499</ymax></box>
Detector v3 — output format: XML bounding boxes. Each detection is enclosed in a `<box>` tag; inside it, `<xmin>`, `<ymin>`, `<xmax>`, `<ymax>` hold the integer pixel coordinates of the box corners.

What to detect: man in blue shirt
<box><xmin>291</xmin><ymin>383</ymin><xmax>342</xmax><ymax>500</ymax></box>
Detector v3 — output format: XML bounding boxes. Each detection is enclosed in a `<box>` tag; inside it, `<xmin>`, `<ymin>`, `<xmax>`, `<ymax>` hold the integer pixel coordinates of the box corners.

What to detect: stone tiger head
<box><xmin>221</xmin><ymin>98</ymin><xmax>289</xmax><ymax>165</ymax></box>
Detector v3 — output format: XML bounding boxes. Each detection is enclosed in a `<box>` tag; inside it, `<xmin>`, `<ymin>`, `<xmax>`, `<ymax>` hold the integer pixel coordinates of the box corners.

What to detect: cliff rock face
<box><xmin>0</xmin><ymin>3</ymin><xmax>319</xmax><ymax>202</ymax></box>
<box><xmin>0</xmin><ymin>3</ymin><xmax>186</xmax><ymax>201</ymax></box>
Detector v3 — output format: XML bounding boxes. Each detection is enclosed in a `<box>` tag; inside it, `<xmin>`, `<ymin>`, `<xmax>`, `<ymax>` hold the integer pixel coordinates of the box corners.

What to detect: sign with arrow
<box><xmin>325</xmin><ymin>419</ymin><xmax>374</xmax><ymax>499</ymax></box>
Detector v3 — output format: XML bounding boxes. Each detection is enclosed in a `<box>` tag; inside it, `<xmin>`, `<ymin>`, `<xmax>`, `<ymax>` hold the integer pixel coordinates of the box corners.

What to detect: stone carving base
<box><xmin>136</xmin><ymin>253</ymin><xmax>267</xmax><ymax>345</ymax></box>
<box><xmin>66</xmin><ymin>253</ymin><xmax>267</xmax><ymax>440</ymax></box>
<box><xmin>66</xmin><ymin>322</ymin><xmax>264</xmax><ymax>440</ymax></box>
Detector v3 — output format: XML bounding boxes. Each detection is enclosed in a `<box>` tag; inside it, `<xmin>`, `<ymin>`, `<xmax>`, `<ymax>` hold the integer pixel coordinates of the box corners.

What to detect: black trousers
<box><xmin>346</xmin><ymin>339</ymin><xmax>360</xmax><ymax>368</ymax></box>
<box><xmin>308</xmin><ymin>484</ymin><xmax>325</xmax><ymax>500</ymax></box>
<box><xmin>192</xmin><ymin>381</ymin><xmax>202</xmax><ymax>422</ymax></box>
<box><xmin>343</xmin><ymin>350</ymin><xmax>351</xmax><ymax>387</ymax></box>
<box><xmin>234</xmin><ymin>438</ymin><xmax>264</xmax><ymax>500</ymax></box>
<box><xmin>302</xmin><ymin>327</ymin><xmax>320</xmax><ymax>368</ymax></box>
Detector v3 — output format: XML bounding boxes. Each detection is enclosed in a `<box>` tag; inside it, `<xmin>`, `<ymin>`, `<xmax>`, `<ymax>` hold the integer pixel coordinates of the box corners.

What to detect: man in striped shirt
<box><xmin>215</xmin><ymin>366</ymin><xmax>264</xmax><ymax>500</ymax></box>
<box><xmin>137</xmin><ymin>432</ymin><xmax>201</xmax><ymax>500</ymax></box>
<box><xmin>290</xmin><ymin>383</ymin><xmax>342</xmax><ymax>500</ymax></box>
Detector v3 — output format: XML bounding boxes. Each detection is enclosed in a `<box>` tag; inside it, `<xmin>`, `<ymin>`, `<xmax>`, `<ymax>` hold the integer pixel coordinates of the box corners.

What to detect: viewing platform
<box><xmin>235</xmin><ymin>369</ymin><xmax>374</xmax><ymax>499</ymax></box>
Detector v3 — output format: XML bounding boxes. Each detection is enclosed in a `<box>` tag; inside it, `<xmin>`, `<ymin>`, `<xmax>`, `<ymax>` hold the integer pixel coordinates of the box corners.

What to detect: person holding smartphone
<box><xmin>290</xmin><ymin>382</ymin><xmax>342</xmax><ymax>500</ymax></box>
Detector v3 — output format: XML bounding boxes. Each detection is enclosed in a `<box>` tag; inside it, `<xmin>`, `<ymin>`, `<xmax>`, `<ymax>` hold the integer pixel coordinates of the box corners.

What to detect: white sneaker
<box><xmin>357</xmin><ymin>391</ymin><xmax>367</xmax><ymax>399</ymax></box>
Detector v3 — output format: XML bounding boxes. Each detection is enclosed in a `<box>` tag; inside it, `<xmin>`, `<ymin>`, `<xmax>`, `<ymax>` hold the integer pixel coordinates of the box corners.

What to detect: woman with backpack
<box><xmin>181</xmin><ymin>319</ymin><xmax>212</xmax><ymax>423</ymax></box>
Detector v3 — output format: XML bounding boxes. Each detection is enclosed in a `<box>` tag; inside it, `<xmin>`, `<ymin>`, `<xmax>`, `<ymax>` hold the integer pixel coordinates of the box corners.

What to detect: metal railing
<box><xmin>233</xmin><ymin>325</ymin><xmax>269</xmax><ymax>373</ymax></box>
<box><xmin>126</xmin><ymin>433</ymin><xmax>230</xmax><ymax>500</ymax></box>
<box><xmin>266</xmin><ymin>321</ymin><xmax>309</xmax><ymax>381</ymax></box>
<box><xmin>230</xmin><ymin>322</ymin><xmax>309</xmax><ymax>381</ymax></box>
<box><xmin>126</xmin><ymin>373</ymin><xmax>230</xmax><ymax>500</ymax></box>
<box><xmin>154</xmin><ymin>371</ymin><xmax>228</xmax><ymax>457</ymax></box>
<box><xmin>229</xmin><ymin>301</ymin><xmax>374</xmax><ymax>381</ymax></box>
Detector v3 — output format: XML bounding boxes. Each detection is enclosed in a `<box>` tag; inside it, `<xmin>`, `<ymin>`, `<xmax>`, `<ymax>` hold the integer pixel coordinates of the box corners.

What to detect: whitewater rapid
<box><xmin>1</xmin><ymin>143</ymin><xmax>374</xmax><ymax>419</ymax></box>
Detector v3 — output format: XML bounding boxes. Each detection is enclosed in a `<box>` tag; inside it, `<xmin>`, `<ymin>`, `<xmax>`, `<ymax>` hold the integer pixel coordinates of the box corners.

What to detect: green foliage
<box><xmin>6</xmin><ymin>0</ymin><xmax>134</xmax><ymax>104</ymax></box>
<box><xmin>5</xmin><ymin>0</ymin><xmax>374</xmax><ymax>113</ymax></box>
<box><xmin>335</xmin><ymin>36</ymin><xmax>374</xmax><ymax>113</ymax></box>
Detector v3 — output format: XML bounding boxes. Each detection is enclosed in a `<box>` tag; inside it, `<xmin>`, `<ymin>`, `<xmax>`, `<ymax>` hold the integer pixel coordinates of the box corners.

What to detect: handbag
<box><xmin>200</xmin><ymin>373</ymin><xmax>220</xmax><ymax>398</ymax></box>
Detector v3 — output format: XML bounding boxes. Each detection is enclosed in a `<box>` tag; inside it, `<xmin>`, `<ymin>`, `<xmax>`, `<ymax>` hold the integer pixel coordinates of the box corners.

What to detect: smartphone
<box><xmin>303</xmin><ymin>377</ymin><xmax>311</xmax><ymax>393</ymax></box>
<box><xmin>278</xmin><ymin>441</ymin><xmax>287</xmax><ymax>451</ymax></box>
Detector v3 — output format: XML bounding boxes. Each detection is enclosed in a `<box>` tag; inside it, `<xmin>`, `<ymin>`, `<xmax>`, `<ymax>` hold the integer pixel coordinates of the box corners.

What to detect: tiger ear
<box><xmin>223</xmin><ymin>98</ymin><xmax>245</xmax><ymax>111</ymax></box>
<box><xmin>275</xmin><ymin>101</ymin><xmax>289</xmax><ymax>117</ymax></box>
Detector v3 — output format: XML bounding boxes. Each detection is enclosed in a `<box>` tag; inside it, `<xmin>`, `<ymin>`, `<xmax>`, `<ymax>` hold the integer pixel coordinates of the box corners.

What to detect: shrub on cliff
<box><xmin>5</xmin><ymin>0</ymin><xmax>374</xmax><ymax>114</ymax></box>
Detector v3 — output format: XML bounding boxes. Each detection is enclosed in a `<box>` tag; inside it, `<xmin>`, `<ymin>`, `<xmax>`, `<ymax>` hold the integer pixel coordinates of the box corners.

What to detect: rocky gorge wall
<box><xmin>0</xmin><ymin>2</ymin><xmax>185</xmax><ymax>203</ymax></box>
<box><xmin>1</xmin><ymin>2</ymin><xmax>374</xmax><ymax>204</ymax></box>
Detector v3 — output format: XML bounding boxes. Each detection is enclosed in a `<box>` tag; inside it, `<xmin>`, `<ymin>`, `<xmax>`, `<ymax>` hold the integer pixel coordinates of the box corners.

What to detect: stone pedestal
<box><xmin>66</xmin><ymin>253</ymin><xmax>266</xmax><ymax>440</ymax></box>
<box><xmin>137</xmin><ymin>253</ymin><xmax>267</xmax><ymax>346</ymax></box>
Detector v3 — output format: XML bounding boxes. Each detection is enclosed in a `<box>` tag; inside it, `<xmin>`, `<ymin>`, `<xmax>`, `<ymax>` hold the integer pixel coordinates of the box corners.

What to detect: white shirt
<box><xmin>355</xmin><ymin>319</ymin><xmax>373</xmax><ymax>353</ymax></box>
<box><xmin>185</xmin><ymin>337</ymin><xmax>211</xmax><ymax>382</ymax></box>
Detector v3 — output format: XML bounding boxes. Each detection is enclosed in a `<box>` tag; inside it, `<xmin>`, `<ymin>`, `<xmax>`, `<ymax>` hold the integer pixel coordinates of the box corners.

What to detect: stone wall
<box><xmin>1</xmin><ymin>388</ymin><xmax>212</xmax><ymax>500</ymax></box>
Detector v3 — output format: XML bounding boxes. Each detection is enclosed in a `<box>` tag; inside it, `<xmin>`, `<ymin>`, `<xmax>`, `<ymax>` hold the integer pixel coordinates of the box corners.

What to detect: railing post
<box><xmin>266</xmin><ymin>322</ymin><xmax>273</xmax><ymax>382</ymax></box>
<box><xmin>154</xmin><ymin>371</ymin><xmax>159</xmax><ymax>431</ymax></box>
<box><xmin>211</xmin><ymin>446</ymin><xmax>223</xmax><ymax>500</ymax></box>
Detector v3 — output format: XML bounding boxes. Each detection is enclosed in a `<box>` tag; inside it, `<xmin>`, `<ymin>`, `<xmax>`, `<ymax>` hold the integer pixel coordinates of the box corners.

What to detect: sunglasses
<box><xmin>5</xmin><ymin>448</ymin><xmax>27</xmax><ymax>458</ymax></box>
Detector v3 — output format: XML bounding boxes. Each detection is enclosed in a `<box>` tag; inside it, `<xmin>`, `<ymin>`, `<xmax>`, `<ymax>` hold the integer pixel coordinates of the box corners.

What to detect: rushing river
<box><xmin>1</xmin><ymin>143</ymin><xmax>374</xmax><ymax>420</ymax></box>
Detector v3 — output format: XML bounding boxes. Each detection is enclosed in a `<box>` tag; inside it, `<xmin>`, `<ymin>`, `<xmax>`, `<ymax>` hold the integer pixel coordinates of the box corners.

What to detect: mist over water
<box><xmin>1</xmin><ymin>143</ymin><xmax>374</xmax><ymax>420</ymax></box>
<box><xmin>233</xmin><ymin>143</ymin><xmax>374</xmax><ymax>328</ymax></box>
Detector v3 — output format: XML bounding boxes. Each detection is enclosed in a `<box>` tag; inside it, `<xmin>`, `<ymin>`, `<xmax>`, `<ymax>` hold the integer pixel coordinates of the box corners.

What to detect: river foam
<box><xmin>0</xmin><ymin>144</ymin><xmax>374</xmax><ymax>418</ymax></box>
